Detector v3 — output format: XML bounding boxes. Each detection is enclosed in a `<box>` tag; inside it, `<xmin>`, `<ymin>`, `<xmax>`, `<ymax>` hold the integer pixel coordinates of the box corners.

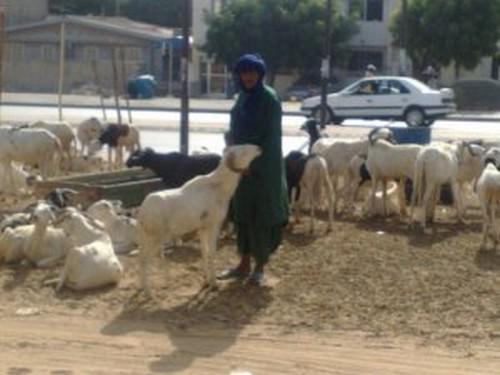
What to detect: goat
<box><xmin>77</xmin><ymin>117</ymin><xmax>104</xmax><ymax>157</ymax></box>
<box><xmin>476</xmin><ymin>148</ymin><xmax>500</xmax><ymax>250</ymax></box>
<box><xmin>30</xmin><ymin>120</ymin><xmax>76</xmax><ymax>169</ymax></box>
<box><xmin>45</xmin><ymin>188</ymin><xmax>79</xmax><ymax>209</ymax></box>
<box><xmin>0</xmin><ymin>126</ymin><xmax>63</xmax><ymax>192</ymax></box>
<box><xmin>89</xmin><ymin>123</ymin><xmax>141</xmax><ymax>169</ymax></box>
<box><xmin>409</xmin><ymin>142</ymin><xmax>466</xmax><ymax>229</ymax></box>
<box><xmin>365</xmin><ymin>128</ymin><xmax>422</xmax><ymax>217</ymax></box>
<box><xmin>137</xmin><ymin>144</ymin><xmax>261</xmax><ymax>297</ymax></box>
<box><xmin>285</xmin><ymin>151</ymin><xmax>333</xmax><ymax>233</ymax></box>
<box><xmin>126</xmin><ymin>147</ymin><xmax>221</xmax><ymax>188</ymax></box>
<box><xmin>86</xmin><ymin>199</ymin><xmax>137</xmax><ymax>254</ymax></box>
<box><xmin>52</xmin><ymin>209</ymin><xmax>123</xmax><ymax>291</ymax></box>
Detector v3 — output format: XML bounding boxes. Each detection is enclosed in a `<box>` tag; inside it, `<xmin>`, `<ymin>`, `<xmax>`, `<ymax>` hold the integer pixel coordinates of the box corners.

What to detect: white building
<box><xmin>191</xmin><ymin>0</ymin><xmax>407</xmax><ymax>97</ymax></box>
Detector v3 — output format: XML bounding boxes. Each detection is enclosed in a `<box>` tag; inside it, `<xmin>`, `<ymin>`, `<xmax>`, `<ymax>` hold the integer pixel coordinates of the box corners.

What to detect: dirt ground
<box><xmin>1</xmin><ymin>183</ymin><xmax>500</xmax><ymax>374</ymax></box>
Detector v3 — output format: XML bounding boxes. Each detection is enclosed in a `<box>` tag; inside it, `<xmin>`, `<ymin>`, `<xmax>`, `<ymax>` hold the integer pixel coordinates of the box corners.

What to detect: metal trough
<box><xmin>34</xmin><ymin>168</ymin><xmax>165</xmax><ymax>208</ymax></box>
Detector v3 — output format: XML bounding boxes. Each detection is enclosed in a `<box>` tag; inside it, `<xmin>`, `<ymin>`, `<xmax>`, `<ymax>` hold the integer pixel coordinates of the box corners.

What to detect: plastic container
<box><xmin>389</xmin><ymin>126</ymin><xmax>431</xmax><ymax>145</ymax></box>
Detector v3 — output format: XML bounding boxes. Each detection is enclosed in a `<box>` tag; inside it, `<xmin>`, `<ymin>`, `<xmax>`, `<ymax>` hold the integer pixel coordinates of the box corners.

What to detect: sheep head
<box><xmin>125</xmin><ymin>147</ymin><xmax>155</xmax><ymax>168</ymax></box>
<box><xmin>367</xmin><ymin>127</ymin><xmax>395</xmax><ymax>145</ymax></box>
<box><xmin>224</xmin><ymin>144</ymin><xmax>262</xmax><ymax>173</ymax></box>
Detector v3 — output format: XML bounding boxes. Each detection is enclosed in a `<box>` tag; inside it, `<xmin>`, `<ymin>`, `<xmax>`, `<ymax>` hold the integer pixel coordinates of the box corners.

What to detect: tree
<box><xmin>122</xmin><ymin>0</ymin><xmax>186</xmax><ymax>28</ymax></box>
<box><xmin>203</xmin><ymin>0</ymin><xmax>358</xmax><ymax>85</ymax></box>
<box><xmin>390</xmin><ymin>0</ymin><xmax>500</xmax><ymax>78</ymax></box>
<box><xmin>49</xmin><ymin>0</ymin><xmax>117</xmax><ymax>15</ymax></box>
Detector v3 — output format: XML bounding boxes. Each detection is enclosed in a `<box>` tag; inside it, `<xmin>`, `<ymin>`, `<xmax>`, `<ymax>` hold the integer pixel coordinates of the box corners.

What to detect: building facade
<box><xmin>0</xmin><ymin>0</ymin><xmax>49</xmax><ymax>26</ymax></box>
<box><xmin>4</xmin><ymin>15</ymin><xmax>181</xmax><ymax>94</ymax></box>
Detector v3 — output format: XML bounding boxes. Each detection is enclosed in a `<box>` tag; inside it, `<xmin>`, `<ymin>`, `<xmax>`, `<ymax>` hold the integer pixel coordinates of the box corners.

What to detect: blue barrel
<box><xmin>389</xmin><ymin>126</ymin><xmax>431</xmax><ymax>145</ymax></box>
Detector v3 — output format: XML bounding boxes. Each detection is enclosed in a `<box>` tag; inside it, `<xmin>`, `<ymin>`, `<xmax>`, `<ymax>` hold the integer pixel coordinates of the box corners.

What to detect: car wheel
<box><xmin>311</xmin><ymin>106</ymin><xmax>333</xmax><ymax>125</ymax></box>
<box><xmin>404</xmin><ymin>107</ymin><xmax>425</xmax><ymax>127</ymax></box>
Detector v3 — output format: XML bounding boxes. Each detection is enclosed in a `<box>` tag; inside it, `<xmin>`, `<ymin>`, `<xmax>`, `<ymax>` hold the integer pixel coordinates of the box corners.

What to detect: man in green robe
<box><xmin>218</xmin><ymin>53</ymin><xmax>289</xmax><ymax>286</ymax></box>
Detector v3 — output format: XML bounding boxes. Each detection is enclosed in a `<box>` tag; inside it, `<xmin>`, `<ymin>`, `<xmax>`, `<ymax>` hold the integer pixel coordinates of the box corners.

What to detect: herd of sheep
<box><xmin>1</xmin><ymin>116</ymin><xmax>500</xmax><ymax>297</ymax></box>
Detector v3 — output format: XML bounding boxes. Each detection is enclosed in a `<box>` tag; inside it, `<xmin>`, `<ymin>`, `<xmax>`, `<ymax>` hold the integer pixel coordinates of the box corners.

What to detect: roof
<box><xmin>6</xmin><ymin>15</ymin><xmax>176</xmax><ymax>42</ymax></box>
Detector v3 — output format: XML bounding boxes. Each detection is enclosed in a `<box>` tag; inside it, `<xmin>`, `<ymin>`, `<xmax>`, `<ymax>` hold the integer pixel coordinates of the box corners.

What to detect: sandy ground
<box><xmin>1</xmin><ymin>181</ymin><xmax>500</xmax><ymax>374</ymax></box>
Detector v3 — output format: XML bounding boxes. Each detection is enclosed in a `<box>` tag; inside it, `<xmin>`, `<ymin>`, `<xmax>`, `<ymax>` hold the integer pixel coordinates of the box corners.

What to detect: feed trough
<box><xmin>34</xmin><ymin>168</ymin><xmax>165</xmax><ymax>208</ymax></box>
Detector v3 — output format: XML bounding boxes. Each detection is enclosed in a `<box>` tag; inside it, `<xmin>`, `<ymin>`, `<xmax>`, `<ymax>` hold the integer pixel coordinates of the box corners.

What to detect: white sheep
<box><xmin>137</xmin><ymin>144</ymin><xmax>261</xmax><ymax>296</ymax></box>
<box><xmin>0</xmin><ymin>126</ymin><xmax>63</xmax><ymax>192</ymax></box>
<box><xmin>86</xmin><ymin>199</ymin><xmax>137</xmax><ymax>254</ymax></box>
<box><xmin>23</xmin><ymin>202</ymin><xmax>70</xmax><ymax>267</ymax></box>
<box><xmin>290</xmin><ymin>155</ymin><xmax>333</xmax><ymax>234</ymax></box>
<box><xmin>0</xmin><ymin>163</ymin><xmax>39</xmax><ymax>194</ymax></box>
<box><xmin>476</xmin><ymin>147</ymin><xmax>500</xmax><ymax>250</ymax></box>
<box><xmin>77</xmin><ymin>117</ymin><xmax>104</xmax><ymax>157</ymax></box>
<box><xmin>0</xmin><ymin>203</ymin><xmax>69</xmax><ymax>267</ymax></box>
<box><xmin>365</xmin><ymin>129</ymin><xmax>422</xmax><ymax>217</ymax></box>
<box><xmin>30</xmin><ymin>120</ymin><xmax>76</xmax><ymax>169</ymax></box>
<box><xmin>312</xmin><ymin>128</ymin><xmax>394</xmax><ymax>216</ymax></box>
<box><xmin>53</xmin><ymin>209</ymin><xmax>123</xmax><ymax>291</ymax></box>
<box><xmin>361</xmin><ymin>180</ymin><xmax>400</xmax><ymax>218</ymax></box>
<box><xmin>409</xmin><ymin>142</ymin><xmax>465</xmax><ymax>229</ymax></box>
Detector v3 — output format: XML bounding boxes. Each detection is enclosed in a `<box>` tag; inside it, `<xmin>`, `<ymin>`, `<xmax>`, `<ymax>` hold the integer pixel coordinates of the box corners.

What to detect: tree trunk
<box><xmin>454</xmin><ymin>62</ymin><xmax>460</xmax><ymax>80</ymax></box>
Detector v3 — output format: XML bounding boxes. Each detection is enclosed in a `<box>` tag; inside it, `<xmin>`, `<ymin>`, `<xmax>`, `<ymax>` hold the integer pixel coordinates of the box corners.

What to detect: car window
<box><xmin>352</xmin><ymin>81</ymin><xmax>377</xmax><ymax>95</ymax></box>
<box><xmin>376</xmin><ymin>79</ymin><xmax>410</xmax><ymax>95</ymax></box>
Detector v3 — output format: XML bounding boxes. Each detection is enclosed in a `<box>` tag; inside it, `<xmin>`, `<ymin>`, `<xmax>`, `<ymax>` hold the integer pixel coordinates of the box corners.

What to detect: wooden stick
<box><xmin>91</xmin><ymin>59</ymin><xmax>107</xmax><ymax>121</ymax></box>
<box><xmin>57</xmin><ymin>17</ymin><xmax>66</xmax><ymax>121</ymax></box>
<box><xmin>119</xmin><ymin>46</ymin><xmax>132</xmax><ymax>124</ymax></box>
<box><xmin>111</xmin><ymin>47</ymin><xmax>122</xmax><ymax>125</ymax></box>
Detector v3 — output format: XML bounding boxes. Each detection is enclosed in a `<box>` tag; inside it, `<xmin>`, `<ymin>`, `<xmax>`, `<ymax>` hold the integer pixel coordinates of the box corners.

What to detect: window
<box><xmin>348</xmin><ymin>0</ymin><xmax>383</xmax><ymax>21</ymax></box>
<box><xmin>366</xmin><ymin>0</ymin><xmax>383</xmax><ymax>21</ymax></box>
<box><xmin>125</xmin><ymin>47</ymin><xmax>142</xmax><ymax>61</ymax></box>
<box><xmin>25</xmin><ymin>44</ymin><xmax>41</xmax><ymax>61</ymax></box>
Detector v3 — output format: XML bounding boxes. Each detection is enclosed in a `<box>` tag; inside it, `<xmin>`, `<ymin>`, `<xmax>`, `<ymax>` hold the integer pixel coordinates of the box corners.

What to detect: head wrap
<box><xmin>234</xmin><ymin>53</ymin><xmax>267</xmax><ymax>77</ymax></box>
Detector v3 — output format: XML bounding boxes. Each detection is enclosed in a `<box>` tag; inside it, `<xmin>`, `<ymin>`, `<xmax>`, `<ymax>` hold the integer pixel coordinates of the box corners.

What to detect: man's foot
<box><xmin>216</xmin><ymin>267</ymin><xmax>250</xmax><ymax>281</ymax></box>
<box><xmin>247</xmin><ymin>271</ymin><xmax>265</xmax><ymax>287</ymax></box>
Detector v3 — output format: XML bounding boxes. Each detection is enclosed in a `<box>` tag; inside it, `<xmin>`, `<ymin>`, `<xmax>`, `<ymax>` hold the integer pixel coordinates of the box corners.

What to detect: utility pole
<box><xmin>320</xmin><ymin>0</ymin><xmax>332</xmax><ymax>128</ymax></box>
<box><xmin>400</xmin><ymin>0</ymin><xmax>408</xmax><ymax>75</ymax></box>
<box><xmin>180</xmin><ymin>0</ymin><xmax>191</xmax><ymax>154</ymax></box>
<box><xmin>57</xmin><ymin>16</ymin><xmax>66</xmax><ymax>121</ymax></box>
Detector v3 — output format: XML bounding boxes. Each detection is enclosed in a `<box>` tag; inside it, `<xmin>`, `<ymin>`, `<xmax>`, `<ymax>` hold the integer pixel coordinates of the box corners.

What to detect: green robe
<box><xmin>229</xmin><ymin>84</ymin><xmax>289</xmax><ymax>265</ymax></box>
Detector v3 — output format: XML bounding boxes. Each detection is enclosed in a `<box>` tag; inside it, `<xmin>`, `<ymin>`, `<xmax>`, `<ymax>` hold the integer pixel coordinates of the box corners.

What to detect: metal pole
<box><xmin>91</xmin><ymin>59</ymin><xmax>107</xmax><ymax>121</ymax></box>
<box><xmin>320</xmin><ymin>0</ymin><xmax>332</xmax><ymax>128</ymax></box>
<box><xmin>111</xmin><ymin>47</ymin><xmax>122</xmax><ymax>125</ymax></box>
<box><xmin>57</xmin><ymin>17</ymin><xmax>66</xmax><ymax>121</ymax></box>
<box><xmin>400</xmin><ymin>0</ymin><xmax>408</xmax><ymax>75</ymax></box>
<box><xmin>180</xmin><ymin>0</ymin><xmax>191</xmax><ymax>154</ymax></box>
<box><xmin>168</xmin><ymin>41</ymin><xmax>173</xmax><ymax>97</ymax></box>
<box><xmin>0</xmin><ymin>8</ymin><xmax>5</xmax><ymax>125</ymax></box>
<box><xmin>119</xmin><ymin>46</ymin><xmax>132</xmax><ymax>123</ymax></box>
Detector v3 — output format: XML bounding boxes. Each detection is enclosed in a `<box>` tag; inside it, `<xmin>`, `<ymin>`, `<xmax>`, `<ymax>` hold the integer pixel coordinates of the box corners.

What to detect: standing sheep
<box><xmin>77</xmin><ymin>117</ymin><xmax>104</xmax><ymax>157</ymax></box>
<box><xmin>137</xmin><ymin>144</ymin><xmax>261</xmax><ymax>296</ymax></box>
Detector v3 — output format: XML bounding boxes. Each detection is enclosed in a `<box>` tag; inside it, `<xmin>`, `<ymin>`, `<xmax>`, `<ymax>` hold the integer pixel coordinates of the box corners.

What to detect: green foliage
<box><xmin>49</xmin><ymin>0</ymin><xmax>184</xmax><ymax>28</ymax></box>
<box><xmin>203</xmin><ymin>0</ymin><xmax>358</xmax><ymax>83</ymax></box>
<box><xmin>122</xmin><ymin>0</ymin><xmax>185</xmax><ymax>28</ymax></box>
<box><xmin>390</xmin><ymin>0</ymin><xmax>500</xmax><ymax>77</ymax></box>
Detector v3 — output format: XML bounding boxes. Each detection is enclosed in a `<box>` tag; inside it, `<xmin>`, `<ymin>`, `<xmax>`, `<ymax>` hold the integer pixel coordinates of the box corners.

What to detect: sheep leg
<box><xmin>398</xmin><ymin>177</ymin><xmax>408</xmax><ymax>217</ymax></box>
<box><xmin>451</xmin><ymin>180</ymin><xmax>467</xmax><ymax>224</ymax></box>
<box><xmin>307</xmin><ymin>186</ymin><xmax>315</xmax><ymax>234</ymax></box>
<box><xmin>421</xmin><ymin>184</ymin><xmax>436</xmax><ymax>230</ymax></box>
<box><xmin>492</xmin><ymin>200</ymin><xmax>498</xmax><ymax>249</ymax></box>
<box><xmin>369</xmin><ymin>177</ymin><xmax>379</xmax><ymax>218</ymax></box>
<box><xmin>55</xmin><ymin>260</ymin><xmax>69</xmax><ymax>292</ymax></box>
<box><xmin>323</xmin><ymin>171</ymin><xmax>334</xmax><ymax>232</ymax></box>
<box><xmin>480</xmin><ymin>198</ymin><xmax>490</xmax><ymax>250</ymax></box>
<box><xmin>199</xmin><ymin>226</ymin><xmax>219</xmax><ymax>289</ymax></box>
<box><xmin>139</xmin><ymin>230</ymin><xmax>161</xmax><ymax>297</ymax></box>
<box><xmin>332</xmin><ymin>175</ymin><xmax>339</xmax><ymax>217</ymax></box>
<box><xmin>382</xmin><ymin>179</ymin><xmax>388</xmax><ymax>217</ymax></box>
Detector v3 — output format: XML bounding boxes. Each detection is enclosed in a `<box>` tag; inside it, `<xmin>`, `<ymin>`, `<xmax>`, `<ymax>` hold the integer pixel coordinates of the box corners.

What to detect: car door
<box><xmin>333</xmin><ymin>79</ymin><xmax>378</xmax><ymax>119</ymax></box>
<box><xmin>372</xmin><ymin>79</ymin><xmax>412</xmax><ymax>118</ymax></box>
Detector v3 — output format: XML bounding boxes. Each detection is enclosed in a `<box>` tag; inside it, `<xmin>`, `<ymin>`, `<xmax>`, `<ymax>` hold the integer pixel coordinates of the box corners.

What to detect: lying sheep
<box><xmin>87</xmin><ymin>199</ymin><xmax>137</xmax><ymax>254</ymax></box>
<box><xmin>361</xmin><ymin>181</ymin><xmax>400</xmax><ymax>218</ymax></box>
<box><xmin>137</xmin><ymin>144</ymin><xmax>261</xmax><ymax>296</ymax></box>
<box><xmin>53</xmin><ymin>209</ymin><xmax>123</xmax><ymax>291</ymax></box>
<box><xmin>0</xmin><ymin>163</ymin><xmax>39</xmax><ymax>194</ymax></box>
<box><xmin>126</xmin><ymin>147</ymin><xmax>221</xmax><ymax>188</ymax></box>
